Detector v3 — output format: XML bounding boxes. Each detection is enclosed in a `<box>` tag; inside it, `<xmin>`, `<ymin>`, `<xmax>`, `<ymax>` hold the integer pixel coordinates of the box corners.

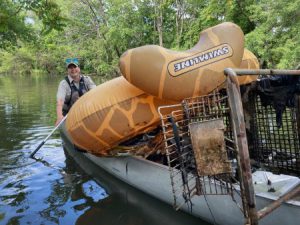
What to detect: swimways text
<box><xmin>168</xmin><ymin>44</ymin><xmax>233</xmax><ymax>77</ymax></box>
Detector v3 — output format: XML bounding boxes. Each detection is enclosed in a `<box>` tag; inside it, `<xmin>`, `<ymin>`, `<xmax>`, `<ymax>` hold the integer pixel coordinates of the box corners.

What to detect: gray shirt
<box><xmin>56</xmin><ymin>75</ymin><xmax>96</xmax><ymax>101</ymax></box>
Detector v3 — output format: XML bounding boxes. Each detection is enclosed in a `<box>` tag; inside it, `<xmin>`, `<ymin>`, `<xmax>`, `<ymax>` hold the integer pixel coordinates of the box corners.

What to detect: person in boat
<box><xmin>55</xmin><ymin>57</ymin><xmax>96</xmax><ymax>126</ymax></box>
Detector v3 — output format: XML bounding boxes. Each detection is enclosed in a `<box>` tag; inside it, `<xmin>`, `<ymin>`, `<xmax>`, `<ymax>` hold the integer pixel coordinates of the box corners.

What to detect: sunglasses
<box><xmin>65</xmin><ymin>58</ymin><xmax>79</xmax><ymax>65</ymax></box>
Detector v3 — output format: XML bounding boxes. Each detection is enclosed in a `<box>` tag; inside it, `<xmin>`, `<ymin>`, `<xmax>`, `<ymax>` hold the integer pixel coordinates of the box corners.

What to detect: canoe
<box><xmin>62</xmin><ymin>136</ymin><xmax>205</xmax><ymax>225</ymax></box>
<box><xmin>61</xmin><ymin>21</ymin><xmax>299</xmax><ymax>225</ymax></box>
<box><xmin>60</xmin><ymin>123</ymin><xmax>300</xmax><ymax>225</ymax></box>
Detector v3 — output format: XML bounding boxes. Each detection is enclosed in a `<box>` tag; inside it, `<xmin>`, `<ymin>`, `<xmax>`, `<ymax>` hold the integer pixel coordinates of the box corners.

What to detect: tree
<box><xmin>245</xmin><ymin>0</ymin><xmax>300</xmax><ymax>68</ymax></box>
<box><xmin>0</xmin><ymin>0</ymin><xmax>66</xmax><ymax>50</ymax></box>
<box><xmin>1</xmin><ymin>0</ymin><xmax>299</xmax><ymax>76</ymax></box>
<box><xmin>0</xmin><ymin>0</ymin><xmax>33</xmax><ymax>49</ymax></box>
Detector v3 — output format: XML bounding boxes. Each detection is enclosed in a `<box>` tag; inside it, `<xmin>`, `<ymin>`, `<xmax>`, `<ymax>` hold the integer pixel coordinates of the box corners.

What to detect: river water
<box><xmin>0</xmin><ymin>74</ymin><xmax>210</xmax><ymax>225</ymax></box>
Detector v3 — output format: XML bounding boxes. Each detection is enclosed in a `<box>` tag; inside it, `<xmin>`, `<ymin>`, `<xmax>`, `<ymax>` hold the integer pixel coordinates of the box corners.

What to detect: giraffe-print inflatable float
<box><xmin>66</xmin><ymin>22</ymin><xmax>259</xmax><ymax>156</ymax></box>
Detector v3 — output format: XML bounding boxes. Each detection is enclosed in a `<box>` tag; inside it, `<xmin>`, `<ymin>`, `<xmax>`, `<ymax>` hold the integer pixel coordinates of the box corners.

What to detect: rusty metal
<box><xmin>236</xmin><ymin>68</ymin><xmax>300</xmax><ymax>176</ymax></box>
<box><xmin>157</xmin><ymin>68</ymin><xmax>299</xmax><ymax>224</ymax></box>
<box><xmin>158</xmin><ymin>90</ymin><xmax>235</xmax><ymax>211</ymax></box>
<box><xmin>159</xmin><ymin>105</ymin><xmax>197</xmax><ymax>210</ymax></box>
<box><xmin>182</xmin><ymin>92</ymin><xmax>235</xmax><ymax>197</ymax></box>
<box><xmin>225</xmin><ymin>68</ymin><xmax>258</xmax><ymax>225</ymax></box>
<box><xmin>296</xmin><ymin>96</ymin><xmax>300</xmax><ymax>154</ymax></box>
<box><xmin>257</xmin><ymin>184</ymin><xmax>300</xmax><ymax>219</ymax></box>
<box><xmin>224</xmin><ymin>68</ymin><xmax>300</xmax><ymax>76</ymax></box>
<box><xmin>224</xmin><ymin>68</ymin><xmax>300</xmax><ymax>225</ymax></box>
<box><xmin>248</xmin><ymin>92</ymin><xmax>300</xmax><ymax>175</ymax></box>
<box><xmin>189</xmin><ymin>119</ymin><xmax>232</xmax><ymax>176</ymax></box>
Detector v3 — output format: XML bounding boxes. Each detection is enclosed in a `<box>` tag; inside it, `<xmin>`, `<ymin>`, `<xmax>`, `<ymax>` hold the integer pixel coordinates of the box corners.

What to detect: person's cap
<box><xmin>65</xmin><ymin>58</ymin><xmax>79</xmax><ymax>68</ymax></box>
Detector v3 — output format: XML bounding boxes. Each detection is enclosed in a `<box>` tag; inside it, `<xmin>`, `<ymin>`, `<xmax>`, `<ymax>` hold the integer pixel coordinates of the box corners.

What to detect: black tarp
<box><xmin>257</xmin><ymin>75</ymin><xmax>300</xmax><ymax>128</ymax></box>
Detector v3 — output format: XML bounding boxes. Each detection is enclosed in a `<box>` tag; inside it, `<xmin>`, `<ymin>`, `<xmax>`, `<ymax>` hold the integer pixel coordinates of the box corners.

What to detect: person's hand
<box><xmin>55</xmin><ymin>115</ymin><xmax>64</xmax><ymax>126</ymax></box>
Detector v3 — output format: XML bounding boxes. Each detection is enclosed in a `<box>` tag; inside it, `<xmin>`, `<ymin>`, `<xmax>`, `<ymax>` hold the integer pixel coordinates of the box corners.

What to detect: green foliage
<box><xmin>18</xmin><ymin>0</ymin><xmax>66</xmax><ymax>33</ymax></box>
<box><xmin>246</xmin><ymin>0</ymin><xmax>300</xmax><ymax>68</ymax></box>
<box><xmin>0</xmin><ymin>0</ymin><xmax>66</xmax><ymax>51</ymax></box>
<box><xmin>1</xmin><ymin>0</ymin><xmax>299</xmax><ymax>77</ymax></box>
<box><xmin>0</xmin><ymin>0</ymin><xmax>33</xmax><ymax>49</ymax></box>
<box><xmin>227</xmin><ymin>0</ymin><xmax>256</xmax><ymax>34</ymax></box>
<box><xmin>0</xmin><ymin>47</ymin><xmax>35</xmax><ymax>75</ymax></box>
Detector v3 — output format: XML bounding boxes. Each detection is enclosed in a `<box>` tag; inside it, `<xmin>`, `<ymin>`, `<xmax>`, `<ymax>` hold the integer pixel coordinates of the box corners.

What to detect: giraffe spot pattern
<box><xmin>66</xmin><ymin>23</ymin><xmax>259</xmax><ymax>156</ymax></box>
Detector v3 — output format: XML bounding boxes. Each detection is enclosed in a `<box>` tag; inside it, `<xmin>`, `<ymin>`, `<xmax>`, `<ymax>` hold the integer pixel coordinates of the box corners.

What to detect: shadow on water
<box><xmin>0</xmin><ymin>74</ymin><xmax>210</xmax><ymax>225</ymax></box>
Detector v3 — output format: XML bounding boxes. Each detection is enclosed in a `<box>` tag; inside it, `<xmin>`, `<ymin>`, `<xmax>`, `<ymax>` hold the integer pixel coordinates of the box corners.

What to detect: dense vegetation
<box><xmin>0</xmin><ymin>0</ymin><xmax>299</xmax><ymax>78</ymax></box>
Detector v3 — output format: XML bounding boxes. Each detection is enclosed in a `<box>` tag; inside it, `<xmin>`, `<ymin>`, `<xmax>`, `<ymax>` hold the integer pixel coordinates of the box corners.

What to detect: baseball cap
<box><xmin>65</xmin><ymin>58</ymin><xmax>79</xmax><ymax>68</ymax></box>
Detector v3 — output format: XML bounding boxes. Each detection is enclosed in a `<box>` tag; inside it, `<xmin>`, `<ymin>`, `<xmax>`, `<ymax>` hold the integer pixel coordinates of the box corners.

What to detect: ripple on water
<box><xmin>0</xmin><ymin>75</ymin><xmax>208</xmax><ymax>225</ymax></box>
<box><xmin>82</xmin><ymin>180</ymin><xmax>108</xmax><ymax>202</ymax></box>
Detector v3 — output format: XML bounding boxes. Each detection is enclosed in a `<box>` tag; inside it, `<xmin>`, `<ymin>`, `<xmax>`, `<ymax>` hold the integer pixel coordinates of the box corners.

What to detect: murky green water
<box><xmin>0</xmin><ymin>74</ymin><xmax>209</xmax><ymax>225</ymax></box>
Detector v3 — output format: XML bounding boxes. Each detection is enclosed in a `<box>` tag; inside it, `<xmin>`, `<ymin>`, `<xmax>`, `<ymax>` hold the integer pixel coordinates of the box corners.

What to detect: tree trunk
<box><xmin>154</xmin><ymin>0</ymin><xmax>163</xmax><ymax>46</ymax></box>
<box><xmin>175</xmin><ymin>0</ymin><xmax>185</xmax><ymax>48</ymax></box>
<box><xmin>81</xmin><ymin>0</ymin><xmax>121</xmax><ymax>58</ymax></box>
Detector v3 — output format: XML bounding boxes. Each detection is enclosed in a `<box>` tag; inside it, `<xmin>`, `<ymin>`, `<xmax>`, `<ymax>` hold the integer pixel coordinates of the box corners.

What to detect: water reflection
<box><xmin>0</xmin><ymin>74</ymin><xmax>67</xmax><ymax>224</ymax></box>
<box><xmin>63</xmin><ymin>147</ymin><xmax>206</xmax><ymax>225</ymax></box>
<box><xmin>0</xmin><ymin>74</ymin><xmax>208</xmax><ymax>225</ymax></box>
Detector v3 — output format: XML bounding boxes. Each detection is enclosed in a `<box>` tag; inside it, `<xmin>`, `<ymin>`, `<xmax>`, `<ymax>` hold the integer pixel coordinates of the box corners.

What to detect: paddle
<box><xmin>30</xmin><ymin>115</ymin><xmax>68</xmax><ymax>158</ymax></box>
